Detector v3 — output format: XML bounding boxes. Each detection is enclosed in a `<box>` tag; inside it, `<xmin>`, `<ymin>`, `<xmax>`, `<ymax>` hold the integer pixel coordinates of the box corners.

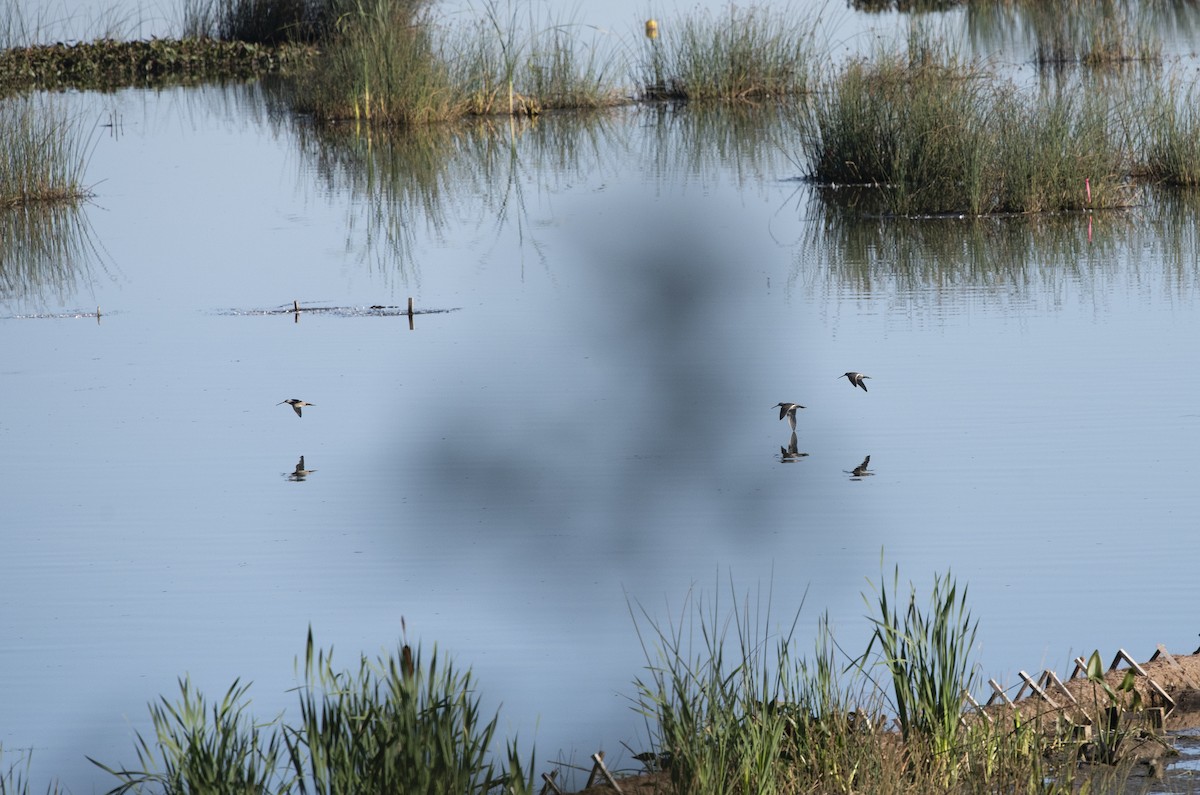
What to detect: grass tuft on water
<box><xmin>1138</xmin><ymin>77</ymin><xmax>1200</xmax><ymax>186</ymax></box>
<box><xmin>0</xmin><ymin>97</ymin><xmax>91</xmax><ymax>208</ymax></box>
<box><xmin>638</xmin><ymin>5</ymin><xmax>817</xmax><ymax>102</ymax></box>
<box><xmin>290</xmin><ymin>0</ymin><xmax>463</xmax><ymax>124</ymax></box>
<box><xmin>450</xmin><ymin>0</ymin><xmax>621</xmax><ymax>115</ymax></box>
<box><xmin>798</xmin><ymin>35</ymin><xmax>1134</xmax><ymax>216</ymax></box>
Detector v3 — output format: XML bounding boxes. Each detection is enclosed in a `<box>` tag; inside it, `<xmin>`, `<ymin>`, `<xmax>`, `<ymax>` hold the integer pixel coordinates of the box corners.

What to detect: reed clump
<box><xmin>289</xmin><ymin>0</ymin><xmax>463</xmax><ymax>124</ymax></box>
<box><xmin>285</xmin><ymin>629</ymin><xmax>529</xmax><ymax>794</ymax></box>
<box><xmin>88</xmin><ymin>628</ymin><xmax>533</xmax><ymax>795</ymax></box>
<box><xmin>1138</xmin><ymin>78</ymin><xmax>1200</xmax><ymax>186</ymax></box>
<box><xmin>799</xmin><ymin>41</ymin><xmax>1133</xmax><ymax>216</ymax></box>
<box><xmin>630</xmin><ymin>569</ymin><xmax>1140</xmax><ymax>794</ymax></box>
<box><xmin>450</xmin><ymin>0</ymin><xmax>621</xmax><ymax>115</ymax></box>
<box><xmin>638</xmin><ymin>6</ymin><xmax>816</xmax><ymax>102</ymax></box>
<box><xmin>0</xmin><ymin>97</ymin><xmax>90</xmax><ymax>208</ymax></box>
<box><xmin>88</xmin><ymin>678</ymin><xmax>282</xmax><ymax>795</ymax></box>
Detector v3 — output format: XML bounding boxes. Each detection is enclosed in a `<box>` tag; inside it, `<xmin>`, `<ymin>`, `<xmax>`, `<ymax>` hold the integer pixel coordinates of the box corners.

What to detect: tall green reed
<box><xmin>291</xmin><ymin>0</ymin><xmax>460</xmax><ymax>125</ymax></box>
<box><xmin>283</xmin><ymin>627</ymin><xmax>530</xmax><ymax>795</ymax></box>
<box><xmin>1138</xmin><ymin>77</ymin><xmax>1200</xmax><ymax>186</ymax></box>
<box><xmin>863</xmin><ymin>566</ymin><xmax>977</xmax><ymax>764</ymax></box>
<box><xmin>0</xmin><ymin>747</ymin><xmax>62</xmax><ymax>795</ymax></box>
<box><xmin>449</xmin><ymin>0</ymin><xmax>620</xmax><ymax>114</ymax></box>
<box><xmin>630</xmin><ymin>585</ymin><xmax>804</xmax><ymax>795</ymax></box>
<box><xmin>799</xmin><ymin>39</ymin><xmax>1131</xmax><ymax>215</ymax></box>
<box><xmin>637</xmin><ymin>5</ymin><xmax>818</xmax><ymax>101</ymax></box>
<box><xmin>0</xmin><ymin>97</ymin><xmax>91</xmax><ymax>208</ymax></box>
<box><xmin>89</xmin><ymin>678</ymin><xmax>283</xmax><ymax>795</ymax></box>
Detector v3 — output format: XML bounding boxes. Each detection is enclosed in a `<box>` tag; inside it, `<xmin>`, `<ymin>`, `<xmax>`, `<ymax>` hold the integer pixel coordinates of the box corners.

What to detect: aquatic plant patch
<box><xmin>0</xmin><ymin>38</ymin><xmax>316</xmax><ymax>91</ymax></box>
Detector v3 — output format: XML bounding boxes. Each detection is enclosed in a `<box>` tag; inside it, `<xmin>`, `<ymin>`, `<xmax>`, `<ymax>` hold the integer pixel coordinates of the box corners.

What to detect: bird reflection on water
<box><xmin>780</xmin><ymin>431</ymin><xmax>808</xmax><ymax>463</ymax></box>
<box><xmin>848</xmin><ymin>455</ymin><xmax>872</xmax><ymax>479</ymax></box>
<box><xmin>287</xmin><ymin>455</ymin><xmax>317</xmax><ymax>481</ymax></box>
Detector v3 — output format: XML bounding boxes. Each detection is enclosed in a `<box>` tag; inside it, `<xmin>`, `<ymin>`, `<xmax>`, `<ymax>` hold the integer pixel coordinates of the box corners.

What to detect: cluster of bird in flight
<box><xmin>773</xmin><ymin>371</ymin><xmax>869</xmax><ymax>430</ymax></box>
<box><xmin>277</xmin><ymin>372</ymin><xmax>874</xmax><ymax>431</ymax></box>
<box><xmin>774</xmin><ymin>372</ymin><xmax>872</xmax><ymax>475</ymax></box>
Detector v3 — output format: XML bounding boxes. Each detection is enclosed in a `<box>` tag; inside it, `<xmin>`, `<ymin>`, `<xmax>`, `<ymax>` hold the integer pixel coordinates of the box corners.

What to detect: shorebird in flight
<box><xmin>277</xmin><ymin>398</ymin><xmax>315</xmax><ymax>417</ymax></box>
<box><xmin>839</xmin><ymin>372</ymin><xmax>870</xmax><ymax>392</ymax></box>
<box><xmin>772</xmin><ymin>402</ymin><xmax>806</xmax><ymax>431</ymax></box>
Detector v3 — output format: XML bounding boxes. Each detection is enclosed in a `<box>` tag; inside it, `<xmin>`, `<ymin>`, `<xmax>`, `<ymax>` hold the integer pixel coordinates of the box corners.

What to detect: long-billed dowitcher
<box><xmin>277</xmin><ymin>398</ymin><xmax>314</xmax><ymax>417</ymax></box>
<box><xmin>839</xmin><ymin>372</ymin><xmax>870</xmax><ymax>392</ymax></box>
<box><xmin>772</xmin><ymin>402</ymin><xmax>805</xmax><ymax>431</ymax></box>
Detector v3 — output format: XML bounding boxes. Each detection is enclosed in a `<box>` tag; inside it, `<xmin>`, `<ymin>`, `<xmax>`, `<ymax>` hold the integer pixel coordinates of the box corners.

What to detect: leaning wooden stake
<box><xmin>585</xmin><ymin>752</ymin><xmax>623</xmax><ymax>794</ymax></box>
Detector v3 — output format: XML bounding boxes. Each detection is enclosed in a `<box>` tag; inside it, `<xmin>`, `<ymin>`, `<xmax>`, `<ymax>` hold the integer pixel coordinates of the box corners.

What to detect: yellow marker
<box><xmin>645</xmin><ymin>19</ymin><xmax>658</xmax><ymax>40</ymax></box>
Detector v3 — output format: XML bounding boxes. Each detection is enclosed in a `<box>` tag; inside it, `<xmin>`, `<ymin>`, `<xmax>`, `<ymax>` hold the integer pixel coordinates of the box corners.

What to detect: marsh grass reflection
<box><xmin>798</xmin><ymin>202</ymin><xmax>1136</xmax><ymax>309</ymax></box>
<box><xmin>963</xmin><ymin>0</ymin><xmax>1173</xmax><ymax>67</ymax></box>
<box><xmin>291</xmin><ymin>110</ymin><xmax>627</xmax><ymax>277</ymax></box>
<box><xmin>0</xmin><ymin>203</ymin><xmax>106</xmax><ymax>307</ymax></box>
<box><xmin>640</xmin><ymin>103</ymin><xmax>793</xmax><ymax>192</ymax></box>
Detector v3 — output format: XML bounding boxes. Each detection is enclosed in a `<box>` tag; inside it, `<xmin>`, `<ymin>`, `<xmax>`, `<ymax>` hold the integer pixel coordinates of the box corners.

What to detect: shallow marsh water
<box><xmin>6</xmin><ymin>5</ymin><xmax>1200</xmax><ymax>794</ymax></box>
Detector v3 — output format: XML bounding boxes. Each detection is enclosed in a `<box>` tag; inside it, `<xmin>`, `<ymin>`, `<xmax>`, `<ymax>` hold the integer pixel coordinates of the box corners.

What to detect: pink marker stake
<box><xmin>1085</xmin><ymin>177</ymin><xmax>1092</xmax><ymax>204</ymax></box>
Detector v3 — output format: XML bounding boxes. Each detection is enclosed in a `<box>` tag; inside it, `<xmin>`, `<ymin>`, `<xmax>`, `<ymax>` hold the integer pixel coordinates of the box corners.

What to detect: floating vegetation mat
<box><xmin>0</xmin><ymin>38</ymin><xmax>317</xmax><ymax>91</ymax></box>
<box><xmin>218</xmin><ymin>301</ymin><xmax>460</xmax><ymax>318</ymax></box>
<box><xmin>1</xmin><ymin>308</ymin><xmax>105</xmax><ymax>320</ymax></box>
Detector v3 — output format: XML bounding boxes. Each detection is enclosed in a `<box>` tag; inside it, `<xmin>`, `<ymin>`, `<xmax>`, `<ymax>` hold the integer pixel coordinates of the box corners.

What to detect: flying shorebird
<box><xmin>772</xmin><ymin>402</ymin><xmax>806</xmax><ymax>431</ymax></box>
<box><xmin>839</xmin><ymin>372</ymin><xmax>870</xmax><ymax>392</ymax></box>
<box><xmin>277</xmin><ymin>398</ymin><xmax>314</xmax><ymax>417</ymax></box>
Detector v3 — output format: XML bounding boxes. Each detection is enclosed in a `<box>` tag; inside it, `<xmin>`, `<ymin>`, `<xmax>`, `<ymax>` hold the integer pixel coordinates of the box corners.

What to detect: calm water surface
<box><xmin>5</xmin><ymin>13</ymin><xmax>1200</xmax><ymax>794</ymax></box>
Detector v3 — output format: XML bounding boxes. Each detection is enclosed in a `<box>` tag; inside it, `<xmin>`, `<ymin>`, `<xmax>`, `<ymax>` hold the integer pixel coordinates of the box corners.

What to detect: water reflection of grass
<box><xmin>965</xmin><ymin>0</ymin><xmax>1170</xmax><ymax>68</ymax></box>
<box><xmin>806</xmin><ymin>199</ymin><xmax>1107</xmax><ymax>284</ymax></box>
<box><xmin>0</xmin><ymin>202</ymin><xmax>106</xmax><ymax>306</ymax></box>
<box><xmin>289</xmin><ymin>106</ymin><xmax>631</xmax><ymax>276</ymax></box>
